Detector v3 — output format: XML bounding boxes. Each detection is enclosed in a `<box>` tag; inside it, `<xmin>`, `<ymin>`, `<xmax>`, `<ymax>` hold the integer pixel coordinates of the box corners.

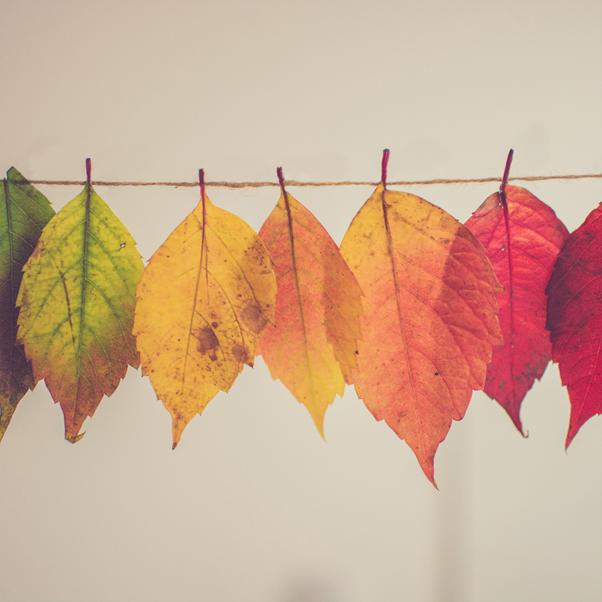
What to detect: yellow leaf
<box><xmin>133</xmin><ymin>173</ymin><xmax>277</xmax><ymax>447</ymax></box>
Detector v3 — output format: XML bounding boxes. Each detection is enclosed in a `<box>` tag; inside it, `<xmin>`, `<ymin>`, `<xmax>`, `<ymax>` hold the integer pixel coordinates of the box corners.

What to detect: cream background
<box><xmin>0</xmin><ymin>1</ymin><xmax>601</xmax><ymax>601</ymax></box>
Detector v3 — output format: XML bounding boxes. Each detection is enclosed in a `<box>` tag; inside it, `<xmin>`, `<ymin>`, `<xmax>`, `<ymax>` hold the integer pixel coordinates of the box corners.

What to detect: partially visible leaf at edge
<box><xmin>133</xmin><ymin>179</ymin><xmax>277</xmax><ymax>448</ymax></box>
<box><xmin>0</xmin><ymin>168</ymin><xmax>55</xmax><ymax>441</ymax></box>
<box><xmin>465</xmin><ymin>185</ymin><xmax>569</xmax><ymax>433</ymax></box>
<box><xmin>257</xmin><ymin>178</ymin><xmax>363</xmax><ymax>436</ymax></box>
<box><xmin>16</xmin><ymin>164</ymin><xmax>144</xmax><ymax>442</ymax></box>
<box><xmin>546</xmin><ymin>202</ymin><xmax>602</xmax><ymax>447</ymax></box>
<box><xmin>340</xmin><ymin>176</ymin><xmax>502</xmax><ymax>486</ymax></box>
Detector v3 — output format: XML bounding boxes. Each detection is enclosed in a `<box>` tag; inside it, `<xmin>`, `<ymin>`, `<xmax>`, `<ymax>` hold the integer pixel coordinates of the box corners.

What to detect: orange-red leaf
<box><xmin>340</xmin><ymin>174</ymin><xmax>502</xmax><ymax>485</ymax></box>
<box><xmin>465</xmin><ymin>185</ymin><xmax>569</xmax><ymax>433</ymax></box>
<box><xmin>257</xmin><ymin>177</ymin><xmax>363</xmax><ymax>436</ymax></box>
<box><xmin>546</xmin><ymin>202</ymin><xmax>602</xmax><ymax>447</ymax></box>
<box><xmin>133</xmin><ymin>176</ymin><xmax>277</xmax><ymax>447</ymax></box>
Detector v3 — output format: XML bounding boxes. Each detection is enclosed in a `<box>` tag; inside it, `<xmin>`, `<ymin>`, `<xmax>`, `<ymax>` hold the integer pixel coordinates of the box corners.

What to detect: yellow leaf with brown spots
<box><xmin>133</xmin><ymin>171</ymin><xmax>277</xmax><ymax>447</ymax></box>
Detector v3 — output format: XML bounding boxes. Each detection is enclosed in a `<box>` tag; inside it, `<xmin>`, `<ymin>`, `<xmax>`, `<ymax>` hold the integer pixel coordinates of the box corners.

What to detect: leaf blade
<box><xmin>340</xmin><ymin>183</ymin><xmax>502</xmax><ymax>485</ymax></box>
<box><xmin>16</xmin><ymin>182</ymin><xmax>144</xmax><ymax>442</ymax></box>
<box><xmin>465</xmin><ymin>185</ymin><xmax>569</xmax><ymax>432</ymax></box>
<box><xmin>133</xmin><ymin>193</ymin><xmax>277</xmax><ymax>447</ymax></box>
<box><xmin>0</xmin><ymin>168</ymin><xmax>55</xmax><ymax>440</ymax></box>
<box><xmin>546</xmin><ymin>202</ymin><xmax>602</xmax><ymax>447</ymax></box>
<box><xmin>257</xmin><ymin>190</ymin><xmax>363</xmax><ymax>435</ymax></box>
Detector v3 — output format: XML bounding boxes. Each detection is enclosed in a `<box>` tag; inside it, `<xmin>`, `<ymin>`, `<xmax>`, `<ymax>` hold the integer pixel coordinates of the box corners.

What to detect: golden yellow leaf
<box><xmin>133</xmin><ymin>172</ymin><xmax>277</xmax><ymax>447</ymax></box>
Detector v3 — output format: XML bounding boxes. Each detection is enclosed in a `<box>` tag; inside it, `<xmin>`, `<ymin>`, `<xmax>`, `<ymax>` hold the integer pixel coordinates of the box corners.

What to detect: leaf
<box><xmin>340</xmin><ymin>151</ymin><xmax>503</xmax><ymax>485</ymax></box>
<box><xmin>465</xmin><ymin>156</ymin><xmax>569</xmax><ymax>433</ymax></box>
<box><xmin>16</xmin><ymin>160</ymin><xmax>144</xmax><ymax>442</ymax></box>
<box><xmin>133</xmin><ymin>171</ymin><xmax>277</xmax><ymax>448</ymax></box>
<box><xmin>546</xmin><ymin>202</ymin><xmax>602</xmax><ymax>447</ymax></box>
<box><xmin>257</xmin><ymin>169</ymin><xmax>363</xmax><ymax>436</ymax></box>
<box><xmin>0</xmin><ymin>168</ymin><xmax>55</xmax><ymax>441</ymax></box>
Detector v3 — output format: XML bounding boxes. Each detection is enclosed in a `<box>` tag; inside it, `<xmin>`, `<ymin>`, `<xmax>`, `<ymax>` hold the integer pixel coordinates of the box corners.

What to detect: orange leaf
<box><xmin>133</xmin><ymin>171</ymin><xmax>277</xmax><ymax>447</ymax></box>
<box><xmin>257</xmin><ymin>169</ymin><xmax>363</xmax><ymax>436</ymax></box>
<box><xmin>340</xmin><ymin>151</ymin><xmax>502</xmax><ymax>485</ymax></box>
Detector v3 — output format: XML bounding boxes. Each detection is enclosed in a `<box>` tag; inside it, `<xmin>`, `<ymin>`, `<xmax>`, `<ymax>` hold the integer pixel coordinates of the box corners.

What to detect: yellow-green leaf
<box><xmin>133</xmin><ymin>174</ymin><xmax>277</xmax><ymax>448</ymax></box>
<box><xmin>16</xmin><ymin>161</ymin><xmax>144</xmax><ymax>442</ymax></box>
<box><xmin>0</xmin><ymin>168</ymin><xmax>55</xmax><ymax>441</ymax></box>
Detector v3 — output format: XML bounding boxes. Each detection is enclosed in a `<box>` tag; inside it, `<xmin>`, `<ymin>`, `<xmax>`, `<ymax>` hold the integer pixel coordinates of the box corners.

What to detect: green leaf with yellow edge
<box><xmin>0</xmin><ymin>168</ymin><xmax>55</xmax><ymax>441</ymax></box>
<box><xmin>16</xmin><ymin>160</ymin><xmax>144</xmax><ymax>443</ymax></box>
<box><xmin>133</xmin><ymin>171</ymin><xmax>277</xmax><ymax>448</ymax></box>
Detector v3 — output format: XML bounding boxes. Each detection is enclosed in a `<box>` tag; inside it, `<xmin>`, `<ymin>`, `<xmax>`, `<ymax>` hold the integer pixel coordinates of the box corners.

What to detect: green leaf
<box><xmin>0</xmin><ymin>168</ymin><xmax>55</xmax><ymax>442</ymax></box>
<box><xmin>16</xmin><ymin>165</ymin><xmax>144</xmax><ymax>442</ymax></box>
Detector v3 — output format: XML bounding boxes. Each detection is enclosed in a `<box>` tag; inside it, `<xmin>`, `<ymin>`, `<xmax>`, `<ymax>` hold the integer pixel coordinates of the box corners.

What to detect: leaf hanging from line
<box><xmin>16</xmin><ymin>160</ymin><xmax>144</xmax><ymax>442</ymax></box>
<box><xmin>0</xmin><ymin>168</ymin><xmax>55</xmax><ymax>441</ymax></box>
<box><xmin>257</xmin><ymin>168</ymin><xmax>363</xmax><ymax>436</ymax></box>
<box><xmin>340</xmin><ymin>150</ymin><xmax>503</xmax><ymax>486</ymax></box>
<box><xmin>546</xmin><ymin>201</ymin><xmax>602</xmax><ymax>448</ymax></box>
<box><xmin>133</xmin><ymin>170</ymin><xmax>277</xmax><ymax>448</ymax></box>
<box><xmin>465</xmin><ymin>151</ymin><xmax>569</xmax><ymax>433</ymax></box>
<box><xmin>2</xmin><ymin>154</ymin><xmax>599</xmax><ymax>480</ymax></box>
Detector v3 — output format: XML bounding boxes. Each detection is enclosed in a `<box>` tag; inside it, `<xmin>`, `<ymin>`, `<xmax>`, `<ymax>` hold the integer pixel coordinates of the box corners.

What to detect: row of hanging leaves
<box><xmin>1</xmin><ymin>151</ymin><xmax>600</xmax><ymax>485</ymax></box>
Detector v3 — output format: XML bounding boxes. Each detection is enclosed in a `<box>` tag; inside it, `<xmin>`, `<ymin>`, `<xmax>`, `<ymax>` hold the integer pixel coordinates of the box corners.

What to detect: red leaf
<box><xmin>466</xmin><ymin>185</ymin><xmax>569</xmax><ymax>433</ymax></box>
<box><xmin>546</xmin><ymin>203</ymin><xmax>602</xmax><ymax>447</ymax></box>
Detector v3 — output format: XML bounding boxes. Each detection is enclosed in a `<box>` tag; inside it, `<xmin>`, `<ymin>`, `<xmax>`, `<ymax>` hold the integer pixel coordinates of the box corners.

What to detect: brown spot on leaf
<box><xmin>240</xmin><ymin>304</ymin><xmax>268</xmax><ymax>335</ymax></box>
<box><xmin>231</xmin><ymin>343</ymin><xmax>248</xmax><ymax>364</ymax></box>
<box><xmin>196</xmin><ymin>326</ymin><xmax>219</xmax><ymax>354</ymax></box>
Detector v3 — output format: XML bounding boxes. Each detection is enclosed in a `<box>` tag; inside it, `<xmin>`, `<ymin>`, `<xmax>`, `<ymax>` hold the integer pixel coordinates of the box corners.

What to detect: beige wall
<box><xmin>0</xmin><ymin>1</ymin><xmax>601</xmax><ymax>601</ymax></box>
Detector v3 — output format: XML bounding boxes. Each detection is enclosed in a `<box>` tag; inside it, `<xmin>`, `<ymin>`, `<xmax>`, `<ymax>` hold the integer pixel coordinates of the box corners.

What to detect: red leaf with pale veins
<box><xmin>466</xmin><ymin>185</ymin><xmax>569</xmax><ymax>433</ymax></box>
<box><xmin>546</xmin><ymin>202</ymin><xmax>602</xmax><ymax>447</ymax></box>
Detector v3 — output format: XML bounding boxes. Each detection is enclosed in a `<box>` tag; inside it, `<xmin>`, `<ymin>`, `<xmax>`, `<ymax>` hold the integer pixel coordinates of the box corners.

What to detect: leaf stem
<box><xmin>199</xmin><ymin>168</ymin><xmax>208</xmax><ymax>297</ymax></box>
<box><xmin>381</xmin><ymin>149</ymin><xmax>390</xmax><ymax>189</ymax></box>
<box><xmin>500</xmin><ymin>149</ymin><xmax>514</xmax><ymax>199</ymax></box>
<box><xmin>86</xmin><ymin>158</ymin><xmax>92</xmax><ymax>187</ymax></box>
<box><xmin>199</xmin><ymin>169</ymin><xmax>206</xmax><ymax>204</ymax></box>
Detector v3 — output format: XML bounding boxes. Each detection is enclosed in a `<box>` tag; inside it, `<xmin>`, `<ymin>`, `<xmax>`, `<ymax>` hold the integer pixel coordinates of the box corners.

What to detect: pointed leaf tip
<box><xmin>66</xmin><ymin>431</ymin><xmax>86</xmax><ymax>444</ymax></box>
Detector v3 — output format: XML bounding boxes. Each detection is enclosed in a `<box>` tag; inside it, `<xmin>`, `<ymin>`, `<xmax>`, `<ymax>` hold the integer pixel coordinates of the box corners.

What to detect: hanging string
<box><xmin>29</xmin><ymin>172</ymin><xmax>602</xmax><ymax>188</ymax></box>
